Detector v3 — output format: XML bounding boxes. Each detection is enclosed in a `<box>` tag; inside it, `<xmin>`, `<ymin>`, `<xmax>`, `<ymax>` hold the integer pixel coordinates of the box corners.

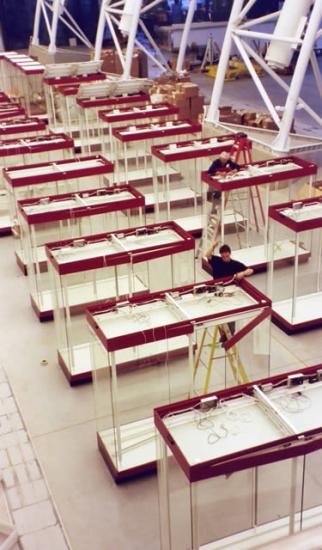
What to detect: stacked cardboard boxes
<box><xmin>101</xmin><ymin>48</ymin><xmax>148</xmax><ymax>78</ymax></box>
<box><xmin>219</xmin><ymin>106</ymin><xmax>295</xmax><ymax>133</ymax></box>
<box><xmin>149</xmin><ymin>76</ymin><xmax>204</xmax><ymax>120</ymax></box>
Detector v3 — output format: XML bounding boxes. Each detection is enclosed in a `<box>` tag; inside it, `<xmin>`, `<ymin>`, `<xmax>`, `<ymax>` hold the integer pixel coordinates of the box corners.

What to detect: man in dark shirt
<box><xmin>207</xmin><ymin>151</ymin><xmax>240</xmax><ymax>206</ymax></box>
<box><xmin>204</xmin><ymin>240</ymin><xmax>254</xmax><ymax>341</ymax></box>
<box><xmin>208</xmin><ymin>151</ymin><xmax>240</xmax><ymax>176</ymax></box>
<box><xmin>205</xmin><ymin>241</ymin><xmax>253</xmax><ymax>280</ymax></box>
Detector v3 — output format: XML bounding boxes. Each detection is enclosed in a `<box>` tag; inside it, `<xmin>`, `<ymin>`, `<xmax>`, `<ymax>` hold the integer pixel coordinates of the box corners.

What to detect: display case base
<box><xmin>272</xmin><ymin>292</ymin><xmax>322</xmax><ymax>334</ymax></box>
<box><xmin>15</xmin><ymin>246</ymin><xmax>47</xmax><ymax>276</ymax></box>
<box><xmin>97</xmin><ymin>419</ymin><xmax>157</xmax><ymax>482</ymax></box>
<box><xmin>202</xmin><ymin>240</ymin><xmax>310</xmax><ymax>275</ymax></box>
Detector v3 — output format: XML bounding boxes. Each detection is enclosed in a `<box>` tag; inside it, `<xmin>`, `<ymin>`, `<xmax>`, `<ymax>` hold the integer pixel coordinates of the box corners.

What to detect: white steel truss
<box><xmin>206</xmin><ymin>0</ymin><xmax>322</xmax><ymax>153</ymax></box>
<box><xmin>94</xmin><ymin>0</ymin><xmax>197</xmax><ymax>78</ymax></box>
<box><xmin>31</xmin><ymin>0</ymin><xmax>93</xmax><ymax>54</ymax></box>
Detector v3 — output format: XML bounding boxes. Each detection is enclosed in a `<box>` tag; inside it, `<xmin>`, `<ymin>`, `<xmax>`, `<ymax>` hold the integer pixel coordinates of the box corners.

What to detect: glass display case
<box><xmin>111</xmin><ymin>120</ymin><xmax>202</xmax><ymax>186</ymax></box>
<box><xmin>150</xmin><ymin>134</ymin><xmax>249</xmax><ymax>236</ymax></box>
<box><xmin>76</xmin><ymin>90</ymin><xmax>151</xmax><ymax>154</ymax></box>
<box><xmin>0</xmin><ymin>133</ymin><xmax>74</xmax><ymax>235</ymax></box>
<box><xmin>17</xmin><ymin>183</ymin><xmax>144</xmax><ymax>276</ymax></box>
<box><xmin>23</xmin><ymin>185</ymin><xmax>144</xmax><ymax>320</ymax></box>
<box><xmin>268</xmin><ymin>197</ymin><xmax>322</xmax><ymax>333</ymax></box>
<box><xmin>201</xmin><ymin>156</ymin><xmax>317</xmax><ymax>273</ymax></box>
<box><xmin>43</xmin><ymin>61</ymin><xmax>105</xmax><ymax>133</ymax></box>
<box><xmin>88</xmin><ymin>278</ymin><xmax>270</xmax><ymax>480</ymax></box>
<box><xmin>0</xmin><ymin>118</ymin><xmax>47</xmax><ymax>141</ymax></box>
<box><xmin>0</xmin><ymin>54</ymin><xmax>31</xmax><ymax>97</ymax></box>
<box><xmin>4</xmin><ymin>155</ymin><xmax>114</xmax><ymax>240</ymax></box>
<box><xmin>98</xmin><ymin>103</ymin><xmax>178</xmax><ymax>159</ymax></box>
<box><xmin>46</xmin><ymin>221</ymin><xmax>195</xmax><ymax>384</ymax></box>
<box><xmin>155</xmin><ymin>363</ymin><xmax>322</xmax><ymax>550</ymax></box>
<box><xmin>7</xmin><ymin>59</ymin><xmax>45</xmax><ymax>117</ymax></box>
<box><xmin>0</xmin><ymin>51</ymin><xmax>19</xmax><ymax>93</ymax></box>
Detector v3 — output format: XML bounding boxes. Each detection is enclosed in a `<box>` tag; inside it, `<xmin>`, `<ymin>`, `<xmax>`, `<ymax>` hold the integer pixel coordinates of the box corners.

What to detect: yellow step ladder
<box><xmin>193</xmin><ymin>323</ymin><xmax>249</xmax><ymax>394</ymax></box>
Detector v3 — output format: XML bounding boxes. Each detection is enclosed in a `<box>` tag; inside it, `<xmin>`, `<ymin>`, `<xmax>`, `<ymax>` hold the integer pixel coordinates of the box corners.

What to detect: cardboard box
<box><xmin>220</xmin><ymin>114</ymin><xmax>242</xmax><ymax>124</ymax></box>
<box><xmin>115</xmin><ymin>52</ymin><xmax>140</xmax><ymax>77</ymax></box>
<box><xmin>190</xmin><ymin>95</ymin><xmax>204</xmax><ymax>110</ymax></box>
<box><xmin>181</xmin><ymin>82</ymin><xmax>199</xmax><ymax>98</ymax></box>
<box><xmin>178</xmin><ymin>106</ymin><xmax>190</xmax><ymax>118</ymax></box>
<box><xmin>219</xmin><ymin>105</ymin><xmax>233</xmax><ymax>115</ymax></box>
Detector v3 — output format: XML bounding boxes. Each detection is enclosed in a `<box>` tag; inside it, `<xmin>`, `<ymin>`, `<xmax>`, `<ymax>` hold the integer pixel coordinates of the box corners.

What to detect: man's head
<box><xmin>219</xmin><ymin>244</ymin><xmax>231</xmax><ymax>262</ymax></box>
<box><xmin>219</xmin><ymin>151</ymin><xmax>231</xmax><ymax>164</ymax></box>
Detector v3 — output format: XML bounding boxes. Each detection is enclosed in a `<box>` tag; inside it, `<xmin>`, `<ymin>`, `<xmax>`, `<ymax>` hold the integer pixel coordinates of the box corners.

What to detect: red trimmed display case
<box><xmin>76</xmin><ymin>91</ymin><xmax>151</xmax><ymax>154</ymax></box>
<box><xmin>87</xmin><ymin>278</ymin><xmax>270</xmax><ymax>481</ymax></box>
<box><xmin>46</xmin><ymin>221</ymin><xmax>195</xmax><ymax>384</ymax></box>
<box><xmin>111</xmin><ymin>119</ymin><xmax>202</xmax><ymax>186</ymax></box>
<box><xmin>24</xmin><ymin>187</ymin><xmax>148</xmax><ymax>321</ymax></box>
<box><xmin>268</xmin><ymin>197</ymin><xmax>322</xmax><ymax>333</ymax></box>
<box><xmin>0</xmin><ymin>133</ymin><xmax>74</xmax><ymax>236</ymax></box>
<box><xmin>4</xmin><ymin>155</ymin><xmax>114</xmax><ymax>241</ymax></box>
<box><xmin>150</xmin><ymin>134</ymin><xmax>250</xmax><ymax>236</ymax></box>
<box><xmin>7</xmin><ymin>59</ymin><xmax>45</xmax><ymax>117</ymax></box>
<box><xmin>43</xmin><ymin>61</ymin><xmax>105</xmax><ymax>133</ymax></box>
<box><xmin>98</xmin><ymin>103</ymin><xmax>178</xmax><ymax>158</ymax></box>
<box><xmin>155</xmin><ymin>364</ymin><xmax>322</xmax><ymax>549</ymax></box>
<box><xmin>201</xmin><ymin>156</ymin><xmax>317</xmax><ymax>273</ymax></box>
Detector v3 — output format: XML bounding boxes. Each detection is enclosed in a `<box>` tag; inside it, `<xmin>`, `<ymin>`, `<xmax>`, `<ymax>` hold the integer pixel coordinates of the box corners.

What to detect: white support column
<box><xmin>207</xmin><ymin>0</ymin><xmax>245</xmax><ymax>123</ymax></box>
<box><xmin>31</xmin><ymin>0</ymin><xmax>43</xmax><ymax>46</ymax></box>
<box><xmin>273</xmin><ymin>0</ymin><xmax>322</xmax><ymax>152</ymax></box>
<box><xmin>94</xmin><ymin>0</ymin><xmax>112</xmax><ymax>61</ymax></box>
<box><xmin>176</xmin><ymin>0</ymin><xmax>197</xmax><ymax>73</ymax></box>
<box><xmin>48</xmin><ymin>0</ymin><xmax>62</xmax><ymax>54</ymax></box>
<box><xmin>122</xmin><ymin>0</ymin><xmax>143</xmax><ymax>80</ymax></box>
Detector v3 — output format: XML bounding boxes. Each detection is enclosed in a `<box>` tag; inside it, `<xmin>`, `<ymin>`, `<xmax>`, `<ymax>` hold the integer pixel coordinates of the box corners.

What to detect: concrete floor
<box><xmin>0</xmin><ymin>56</ymin><xmax>322</xmax><ymax>549</ymax></box>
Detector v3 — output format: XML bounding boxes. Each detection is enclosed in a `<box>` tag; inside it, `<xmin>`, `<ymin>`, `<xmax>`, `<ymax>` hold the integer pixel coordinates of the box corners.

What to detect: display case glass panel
<box><xmin>88</xmin><ymin>278</ymin><xmax>270</xmax><ymax>480</ymax></box>
<box><xmin>46</xmin><ymin>222</ymin><xmax>195</xmax><ymax>383</ymax></box>
<box><xmin>268</xmin><ymin>197</ymin><xmax>322</xmax><ymax>333</ymax></box>
<box><xmin>201</xmin><ymin>156</ymin><xmax>317</xmax><ymax>273</ymax></box>
<box><xmin>111</xmin><ymin>120</ymin><xmax>202</xmax><ymax>186</ymax></box>
<box><xmin>155</xmin><ymin>364</ymin><xmax>322</xmax><ymax>549</ymax></box>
